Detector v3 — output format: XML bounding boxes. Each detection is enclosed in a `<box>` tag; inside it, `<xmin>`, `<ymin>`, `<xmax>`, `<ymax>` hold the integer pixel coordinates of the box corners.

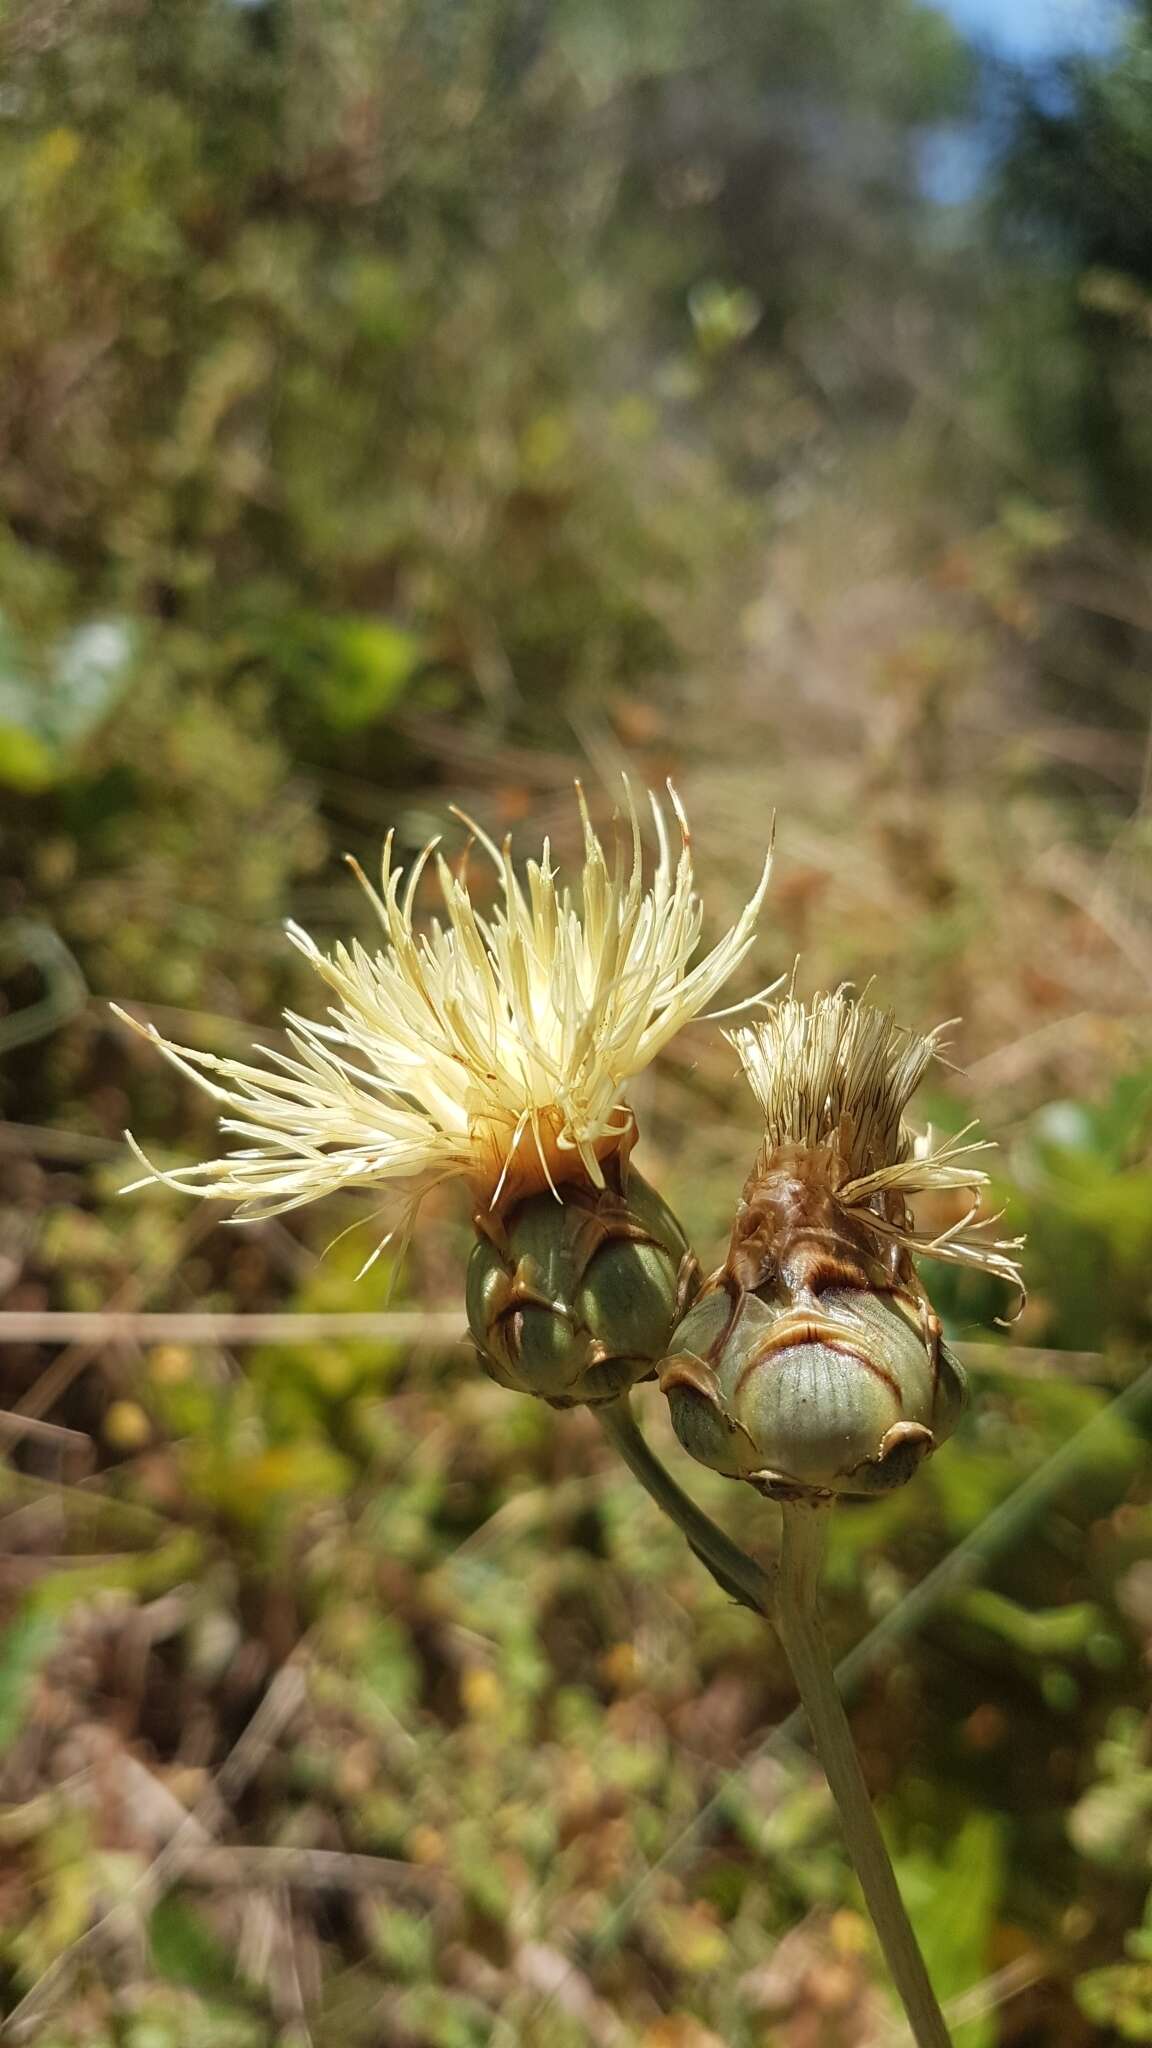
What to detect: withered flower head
<box><xmin>661</xmin><ymin>992</ymin><xmax>1023</xmax><ymax>1498</ymax></box>
<box><xmin>725</xmin><ymin>993</ymin><xmax>1024</xmax><ymax>1292</ymax></box>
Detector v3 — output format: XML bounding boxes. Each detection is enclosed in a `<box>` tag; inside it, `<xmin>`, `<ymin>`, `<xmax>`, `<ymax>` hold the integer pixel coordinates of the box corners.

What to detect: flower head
<box><xmin>726</xmin><ymin>991</ymin><xmax>1024</xmax><ymax>1297</ymax></box>
<box><xmin>114</xmin><ymin>785</ymin><xmax>772</xmax><ymax>1249</ymax></box>
<box><xmin>659</xmin><ymin>989</ymin><xmax>1020</xmax><ymax>1501</ymax></box>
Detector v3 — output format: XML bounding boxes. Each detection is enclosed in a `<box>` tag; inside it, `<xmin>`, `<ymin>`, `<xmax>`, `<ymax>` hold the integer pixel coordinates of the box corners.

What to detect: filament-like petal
<box><xmin>116</xmin><ymin>784</ymin><xmax>772</xmax><ymax>1228</ymax></box>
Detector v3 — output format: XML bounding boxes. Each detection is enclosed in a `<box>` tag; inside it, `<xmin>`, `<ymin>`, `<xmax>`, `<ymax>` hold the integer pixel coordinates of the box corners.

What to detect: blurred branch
<box><xmin>0</xmin><ymin>1313</ymin><xmax>1130</xmax><ymax>1387</ymax></box>
<box><xmin>0</xmin><ymin>1308</ymin><xmax>466</xmax><ymax>1346</ymax></box>
<box><xmin>0</xmin><ymin>1409</ymin><xmax>90</xmax><ymax>1451</ymax></box>
<box><xmin>957</xmin><ymin>1341</ymin><xmax>1134</xmax><ymax>1385</ymax></box>
<box><xmin>880</xmin><ymin>1956</ymin><xmax>1044</xmax><ymax>2047</ymax></box>
<box><xmin>0</xmin><ymin>1122</ymin><xmax>121</xmax><ymax>1160</ymax></box>
<box><xmin>178</xmin><ymin>1846</ymin><xmax>444</xmax><ymax>1896</ymax></box>
<box><xmin>960</xmin><ymin>1014</ymin><xmax>1096</xmax><ymax>1092</ymax></box>
<box><xmin>1036</xmin><ymin>844</ymin><xmax>1152</xmax><ymax>991</ymax></box>
<box><xmin>0</xmin><ymin>923</ymin><xmax>87</xmax><ymax>1053</ymax></box>
<box><xmin>4</xmin><ymin>1206</ymin><xmax>227</xmax><ymax>1446</ymax></box>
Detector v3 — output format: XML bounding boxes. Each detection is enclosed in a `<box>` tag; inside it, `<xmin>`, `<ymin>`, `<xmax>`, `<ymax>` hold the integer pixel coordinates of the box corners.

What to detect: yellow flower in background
<box><xmin>114</xmin><ymin>784</ymin><xmax>773</xmax><ymax>1246</ymax></box>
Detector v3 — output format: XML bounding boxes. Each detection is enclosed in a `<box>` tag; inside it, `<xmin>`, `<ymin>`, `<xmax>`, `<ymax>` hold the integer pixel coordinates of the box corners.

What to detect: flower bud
<box><xmin>467</xmin><ymin>1170</ymin><xmax>699</xmax><ymax>1407</ymax></box>
<box><xmin>660</xmin><ymin>1282</ymin><xmax>967</xmax><ymax>1500</ymax></box>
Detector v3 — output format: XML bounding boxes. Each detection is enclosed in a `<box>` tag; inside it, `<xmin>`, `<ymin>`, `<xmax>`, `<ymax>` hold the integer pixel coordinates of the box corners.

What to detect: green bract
<box><xmin>467</xmin><ymin>1170</ymin><xmax>698</xmax><ymax>1408</ymax></box>
<box><xmin>661</xmin><ymin>1283</ymin><xmax>967</xmax><ymax>1499</ymax></box>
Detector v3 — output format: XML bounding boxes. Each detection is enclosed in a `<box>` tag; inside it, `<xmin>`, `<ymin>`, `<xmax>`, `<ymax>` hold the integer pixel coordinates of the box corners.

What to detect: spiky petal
<box><xmin>114</xmin><ymin>785</ymin><xmax>772</xmax><ymax>1237</ymax></box>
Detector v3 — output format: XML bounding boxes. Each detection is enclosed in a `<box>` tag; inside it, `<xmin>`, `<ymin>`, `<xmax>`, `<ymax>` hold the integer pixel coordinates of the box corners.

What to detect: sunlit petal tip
<box><xmin>109</xmin><ymin>1001</ymin><xmax>152</xmax><ymax>1041</ymax></box>
<box><xmin>664</xmin><ymin>778</ymin><xmax>691</xmax><ymax>845</ymax></box>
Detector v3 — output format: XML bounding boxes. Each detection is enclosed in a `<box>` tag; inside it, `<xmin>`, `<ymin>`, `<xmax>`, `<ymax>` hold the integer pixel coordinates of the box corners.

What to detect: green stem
<box><xmin>597</xmin><ymin>1394</ymin><xmax>774</xmax><ymax>1616</ymax></box>
<box><xmin>775</xmin><ymin>1499</ymin><xmax>952</xmax><ymax>2048</ymax></box>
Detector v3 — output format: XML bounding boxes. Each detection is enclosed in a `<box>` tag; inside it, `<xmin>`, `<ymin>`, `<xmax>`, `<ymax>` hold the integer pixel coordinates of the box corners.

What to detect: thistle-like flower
<box><xmin>661</xmin><ymin>991</ymin><xmax>1023</xmax><ymax>1497</ymax></box>
<box><xmin>115</xmin><ymin>785</ymin><xmax>772</xmax><ymax>1405</ymax></box>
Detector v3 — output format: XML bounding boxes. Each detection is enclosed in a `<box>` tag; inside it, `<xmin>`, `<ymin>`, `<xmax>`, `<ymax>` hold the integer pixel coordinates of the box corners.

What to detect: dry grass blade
<box><xmin>5</xmin><ymin>1205</ymin><xmax>225</xmax><ymax>1440</ymax></box>
<box><xmin>0</xmin><ymin>1308</ymin><xmax>467</xmax><ymax>1347</ymax></box>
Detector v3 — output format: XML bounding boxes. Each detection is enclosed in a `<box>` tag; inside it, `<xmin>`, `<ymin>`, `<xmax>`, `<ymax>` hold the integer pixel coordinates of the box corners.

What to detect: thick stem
<box><xmin>775</xmin><ymin>1500</ymin><xmax>952</xmax><ymax>2048</ymax></box>
<box><xmin>597</xmin><ymin>1394</ymin><xmax>774</xmax><ymax>1616</ymax></box>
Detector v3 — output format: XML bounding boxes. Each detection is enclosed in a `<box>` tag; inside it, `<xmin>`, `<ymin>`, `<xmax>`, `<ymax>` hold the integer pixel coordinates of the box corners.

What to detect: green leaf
<box><xmin>24</xmin><ymin>1532</ymin><xmax>206</xmax><ymax>1617</ymax></box>
<box><xmin>0</xmin><ymin>1606</ymin><xmax>60</xmax><ymax>1751</ymax></box>
<box><xmin>320</xmin><ymin>618</ymin><xmax>425</xmax><ymax>729</ymax></box>
<box><xmin>894</xmin><ymin>1811</ymin><xmax>1005</xmax><ymax>2048</ymax></box>
<box><xmin>150</xmin><ymin>1896</ymin><xmax>239</xmax><ymax>1994</ymax></box>
<box><xmin>248</xmin><ymin>610</ymin><xmax>425</xmax><ymax>730</ymax></box>
<box><xmin>0</xmin><ymin>721</ymin><xmax>59</xmax><ymax>790</ymax></box>
<box><xmin>1077</xmin><ymin>1962</ymin><xmax>1152</xmax><ymax>2041</ymax></box>
<box><xmin>956</xmin><ymin>1589</ymin><xmax>1108</xmax><ymax>1658</ymax></box>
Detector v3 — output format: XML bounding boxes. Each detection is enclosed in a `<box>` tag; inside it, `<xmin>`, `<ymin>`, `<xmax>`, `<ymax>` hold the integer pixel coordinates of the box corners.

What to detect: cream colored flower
<box><xmin>115</xmin><ymin>785</ymin><xmax>772</xmax><ymax>1242</ymax></box>
<box><xmin>728</xmin><ymin>990</ymin><xmax>1024</xmax><ymax>1296</ymax></box>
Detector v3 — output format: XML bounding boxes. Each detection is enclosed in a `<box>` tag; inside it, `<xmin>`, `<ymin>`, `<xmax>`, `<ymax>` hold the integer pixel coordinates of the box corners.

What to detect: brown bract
<box><xmin>727</xmin><ymin>1137</ymin><xmax>919</xmax><ymax>1303</ymax></box>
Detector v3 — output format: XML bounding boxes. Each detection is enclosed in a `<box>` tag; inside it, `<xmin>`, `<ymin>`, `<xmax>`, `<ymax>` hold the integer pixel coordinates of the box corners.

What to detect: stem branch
<box><xmin>597</xmin><ymin>1395</ymin><xmax>773</xmax><ymax>1615</ymax></box>
<box><xmin>775</xmin><ymin>1500</ymin><xmax>952</xmax><ymax>2048</ymax></box>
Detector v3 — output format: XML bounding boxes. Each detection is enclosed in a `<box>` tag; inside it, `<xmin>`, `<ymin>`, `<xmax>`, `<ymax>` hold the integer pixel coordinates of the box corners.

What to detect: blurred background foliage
<box><xmin>1</xmin><ymin>0</ymin><xmax>1151</xmax><ymax>2042</ymax></box>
